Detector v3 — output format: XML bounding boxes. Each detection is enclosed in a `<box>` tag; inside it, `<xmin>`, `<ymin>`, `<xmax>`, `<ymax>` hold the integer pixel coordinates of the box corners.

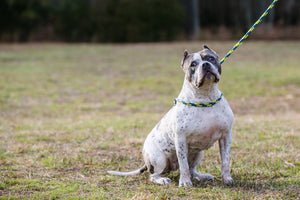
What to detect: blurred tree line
<box><xmin>0</xmin><ymin>0</ymin><xmax>299</xmax><ymax>42</ymax></box>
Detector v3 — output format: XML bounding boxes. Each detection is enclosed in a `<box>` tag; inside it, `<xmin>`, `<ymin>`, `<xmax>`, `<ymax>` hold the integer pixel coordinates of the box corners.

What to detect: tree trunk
<box><xmin>285</xmin><ymin>0</ymin><xmax>295</xmax><ymax>26</ymax></box>
<box><xmin>243</xmin><ymin>0</ymin><xmax>252</xmax><ymax>29</ymax></box>
<box><xmin>191</xmin><ymin>0</ymin><xmax>200</xmax><ymax>40</ymax></box>
<box><xmin>230</xmin><ymin>0</ymin><xmax>240</xmax><ymax>31</ymax></box>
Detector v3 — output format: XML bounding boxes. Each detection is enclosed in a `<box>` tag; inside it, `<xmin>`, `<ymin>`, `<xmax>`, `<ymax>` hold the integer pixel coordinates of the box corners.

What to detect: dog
<box><xmin>108</xmin><ymin>45</ymin><xmax>234</xmax><ymax>187</ymax></box>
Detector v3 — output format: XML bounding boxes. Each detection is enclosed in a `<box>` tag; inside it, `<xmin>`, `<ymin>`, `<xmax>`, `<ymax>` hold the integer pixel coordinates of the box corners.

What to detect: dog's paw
<box><xmin>150</xmin><ymin>176</ymin><xmax>172</xmax><ymax>185</ymax></box>
<box><xmin>193</xmin><ymin>172</ymin><xmax>215</xmax><ymax>182</ymax></box>
<box><xmin>222</xmin><ymin>175</ymin><xmax>234</xmax><ymax>185</ymax></box>
<box><xmin>179</xmin><ymin>181</ymin><xmax>193</xmax><ymax>187</ymax></box>
<box><xmin>179</xmin><ymin>177</ymin><xmax>193</xmax><ymax>187</ymax></box>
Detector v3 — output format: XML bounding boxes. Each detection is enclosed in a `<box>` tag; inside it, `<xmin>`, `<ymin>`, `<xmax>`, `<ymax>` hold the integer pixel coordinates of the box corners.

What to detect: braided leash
<box><xmin>174</xmin><ymin>1</ymin><xmax>279</xmax><ymax>107</ymax></box>
<box><xmin>219</xmin><ymin>0</ymin><xmax>279</xmax><ymax>65</ymax></box>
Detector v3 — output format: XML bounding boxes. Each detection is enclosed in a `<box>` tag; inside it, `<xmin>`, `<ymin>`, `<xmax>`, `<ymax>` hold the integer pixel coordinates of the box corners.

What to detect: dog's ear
<box><xmin>181</xmin><ymin>49</ymin><xmax>192</xmax><ymax>81</ymax></box>
<box><xmin>183</xmin><ymin>49</ymin><xmax>189</xmax><ymax>58</ymax></box>
<box><xmin>203</xmin><ymin>45</ymin><xmax>210</xmax><ymax>50</ymax></box>
<box><xmin>181</xmin><ymin>49</ymin><xmax>189</xmax><ymax>68</ymax></box>
<box><xmin>181</xmin><ymin>50</ymin><xmax>191</xmax><ymax>81</ymax></box>
<box><xmin>203</xmin><ymin>45</ymin><xmax>218</xmax><ymax>58</ymax></box>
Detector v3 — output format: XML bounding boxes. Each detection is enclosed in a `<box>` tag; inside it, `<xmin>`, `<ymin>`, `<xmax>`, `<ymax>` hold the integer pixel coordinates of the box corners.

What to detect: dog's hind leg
<box><xmin>189</xmin><ymin>151</ymin><xmax>215</xmax><ymax>182</ymax></box>
<box><xmin>149</xmin><ymin>161</ymin><xmax>171</xmax><ymax>185</ymax></box>
<box><xmin>144</xmin><ymin>151</ymin><xmax>171</xmax><ymax>185</ymax></box>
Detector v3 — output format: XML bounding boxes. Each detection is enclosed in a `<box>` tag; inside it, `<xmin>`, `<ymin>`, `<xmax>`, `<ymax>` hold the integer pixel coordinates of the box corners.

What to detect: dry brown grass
<box><xmin>0</xmin><ymin>41</ymin><xmax>299</xmax><ymax>199</ymax></box>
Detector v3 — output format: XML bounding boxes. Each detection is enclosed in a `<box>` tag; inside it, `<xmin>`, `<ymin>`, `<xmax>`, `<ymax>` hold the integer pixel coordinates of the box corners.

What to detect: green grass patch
<box><xmin>0</xmin><ymin>42</ymin><xmax>299</xmax><ymax>199</ymax></box>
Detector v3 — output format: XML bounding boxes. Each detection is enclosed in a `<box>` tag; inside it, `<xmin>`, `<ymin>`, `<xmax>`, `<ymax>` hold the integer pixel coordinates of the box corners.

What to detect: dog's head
<box><xmin>181</xmin><ymin>45</ymin><xmax>221</xmax><ymax>88</ymax></box>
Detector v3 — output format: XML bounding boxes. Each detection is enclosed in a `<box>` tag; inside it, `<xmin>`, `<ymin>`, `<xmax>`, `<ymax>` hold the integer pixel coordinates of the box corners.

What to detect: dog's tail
<box><xmin>107</xmin><ymin>165</ymin><xmax>147</xmax><ymax>177</ymax></box>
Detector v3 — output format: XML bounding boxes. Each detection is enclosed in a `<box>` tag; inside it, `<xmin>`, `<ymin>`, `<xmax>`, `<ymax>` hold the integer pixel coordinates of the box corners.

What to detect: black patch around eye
<box><xmin>203</xmin><ymin>55</ymin><xmax>216</xmax><ymax>63</ymax></box>
<box><xmin>208</xmin><ymin>56</ymin><xmax>215</xmax><ymax>62</ymax></box>
<box><xmin>191</xmin><ymin>61</ymin><xmax>197</xmax><ymax>66</ymax></box>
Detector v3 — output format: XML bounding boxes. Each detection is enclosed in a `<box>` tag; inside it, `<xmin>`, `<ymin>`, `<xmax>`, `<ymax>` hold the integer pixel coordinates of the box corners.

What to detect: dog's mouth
<box><xmin>204</xmin><ymin>71</ymin><xmax>215</xmax><ymax>79</ymax></box>
<box><xmin>204</xmin><ymin>71</ymin><xmax>219</xmax><ymax>82</ymax></box>
<box><xmin>196</xmin><ymin>71</ymin><xmax>219</xmax><ymax>88</ymax></box>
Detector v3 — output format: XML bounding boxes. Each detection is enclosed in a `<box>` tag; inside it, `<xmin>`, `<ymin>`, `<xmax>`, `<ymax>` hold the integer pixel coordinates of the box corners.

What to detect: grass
<box><xmin>0</xmin><ymin>41</ymin><xmax>299</xmax><ymax>199</ymax></box>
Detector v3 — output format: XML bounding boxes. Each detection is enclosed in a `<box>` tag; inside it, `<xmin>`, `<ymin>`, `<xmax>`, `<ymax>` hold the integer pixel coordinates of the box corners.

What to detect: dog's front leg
<box><xmin>219</xmin><ymin>131</ymin><xmax>234</xmax><ymax>185</ymax></box>
<box><xmin>175</xmin><ymin>134</ymin><xmax>192</xmax><ymax>187</ymax></box>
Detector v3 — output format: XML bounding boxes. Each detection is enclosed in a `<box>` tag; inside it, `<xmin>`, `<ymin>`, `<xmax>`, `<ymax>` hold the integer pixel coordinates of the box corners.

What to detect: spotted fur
<box><xmin>108</xmin><ymin>46</ymin><xmax>235</xmax><ymax>187</ymax></box>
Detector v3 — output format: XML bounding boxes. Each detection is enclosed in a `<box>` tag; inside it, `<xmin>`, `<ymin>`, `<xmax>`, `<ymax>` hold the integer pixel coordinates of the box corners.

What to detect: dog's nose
<box><xmin>203</xmin><ymin>63</ymin><xmax>211</xmax><ymax>71</ymax></box>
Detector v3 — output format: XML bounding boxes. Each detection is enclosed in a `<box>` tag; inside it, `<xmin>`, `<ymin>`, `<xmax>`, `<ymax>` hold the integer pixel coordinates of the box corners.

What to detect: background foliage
<box><xmin>0</xmin><ymin>0</ymin><xmax>299</xmax><ymax>42</ymax></box>
<box><xmin>0</xmin><ymin>0</ymin><xmax>299</xmax><ymax>41</ymax></box>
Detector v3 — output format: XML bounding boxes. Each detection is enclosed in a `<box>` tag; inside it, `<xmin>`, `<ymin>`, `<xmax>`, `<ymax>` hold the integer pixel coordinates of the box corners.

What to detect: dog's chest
<box><xmin>176</xmin><ymin>103</ymin><xmax>233</xmax><ymax>149</ymax></box>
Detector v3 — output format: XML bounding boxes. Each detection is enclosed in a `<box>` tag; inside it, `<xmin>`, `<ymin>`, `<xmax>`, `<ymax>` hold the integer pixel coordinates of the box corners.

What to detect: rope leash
<box><xmin>219</xmin><ymin>0</ymin><xmax>279</xmax><ymax>65</ymax></box>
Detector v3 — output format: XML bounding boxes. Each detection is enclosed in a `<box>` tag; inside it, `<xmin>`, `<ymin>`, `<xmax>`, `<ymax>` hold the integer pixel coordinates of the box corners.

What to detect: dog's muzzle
<box><xmin>202</xmin><ymin>63</ymin><xmax>219</xmax><ymax>82</ymax></box>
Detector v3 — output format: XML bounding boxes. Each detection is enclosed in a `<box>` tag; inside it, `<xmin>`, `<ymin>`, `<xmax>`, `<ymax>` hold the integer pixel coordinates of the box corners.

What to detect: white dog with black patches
<box><xmin>108</xmin><ymin>45</ymin><xmax>234</xmax><ymax>187</ymax></box>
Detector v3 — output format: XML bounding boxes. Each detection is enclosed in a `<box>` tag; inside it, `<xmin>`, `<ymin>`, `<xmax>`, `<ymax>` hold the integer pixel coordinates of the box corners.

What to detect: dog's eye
<box><xmin>208</xmin><ymin>56</ymin><xmax>215</xmax><ymax>62</ymax></box>
<box><xmin>191</xmin><ymin>61</ymin><xmax>197</xmax><ymax>67</ymax></box>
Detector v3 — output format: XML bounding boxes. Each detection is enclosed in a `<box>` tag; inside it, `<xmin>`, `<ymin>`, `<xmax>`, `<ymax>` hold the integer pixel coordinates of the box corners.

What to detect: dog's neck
<box><xmin>178</xmin><ymin>79</ymin><xmax>221</xmax><ymax>103</ymax></box>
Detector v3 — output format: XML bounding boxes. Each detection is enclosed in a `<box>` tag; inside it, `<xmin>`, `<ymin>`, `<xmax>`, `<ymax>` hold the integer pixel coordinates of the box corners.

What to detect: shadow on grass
<box><xmin>104</xmin><ymin>170</ymin><xmax>298</xmax><ymax>199</ymax></box>
<box><xmin>190</xmin><ymin>173</ymin><xmax>298</xmax><ymax>198</ymax></box>
<box><xmin>163</xmin><ymin>170</ymin><xmax>298</xmax><ymax>194</ymax></box>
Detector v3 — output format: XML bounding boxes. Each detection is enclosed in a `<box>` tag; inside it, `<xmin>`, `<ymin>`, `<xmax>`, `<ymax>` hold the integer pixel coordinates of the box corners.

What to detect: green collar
<box><xmin>174</xmin><ymin>93</ymin><xmax>223</xmax><ymax>108</ymax></box>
